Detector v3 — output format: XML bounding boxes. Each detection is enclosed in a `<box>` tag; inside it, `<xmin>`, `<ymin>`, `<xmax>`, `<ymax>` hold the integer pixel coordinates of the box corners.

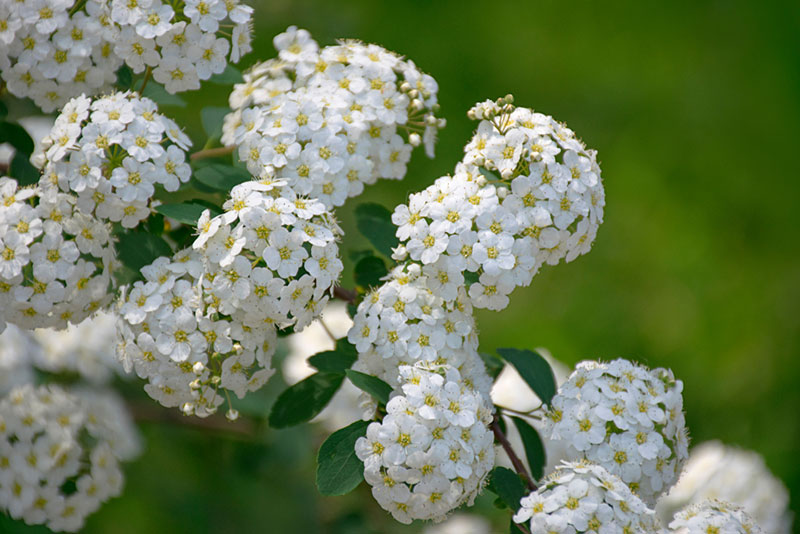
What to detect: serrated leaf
<box><xmin>479</xmin><ymin>351</ymin><xmax>504</xmax><ymax>379</ymax></box>
<box><xmin>308</xmin><ymin>340</ymin><xmax>358</xmax><ymax>374</ymax></box>
<box><xmin>268</xmin><ymin>372</ymin><xmax>344</xmax><ymax>428</ymax></box>
<box><xmin>354</xmin><ymin>203</ymin><xmax>397</xmax><ymax>258</ymax></box>
<box><xmin>511</xmin><ymin>416</ymin><xmax>546</xmax><ymax>481</ymax></box>
<box><xmin>487</xmin><ymin>466</ymin><xmax>527</xmax><ymax>512</ymax></box>
<box><xmin>0</xmin><ymin>121</ymin><xmax>35</xmax><ymax>155</ymax></box>
<box><xmin>316</xmin><ymin>420</ymin><xmax>370</xmax><ymax>496</ymax></box>
<box><xmin>10</xmin><ymin>152</ymin><xmax>39</xmax><ymax>185</ymax></box>
<box><xmin>193</xmin><ymin>163</ymin><xmax>250</xmax><ymax>192</ymax></box>
<box><xmin>155</xmin><ymin>203</ymin><xmax>210</xmax><ymax>226</ymax></box>
<box><xmin>116</xmin><ymin>231</ymin><xmax>173</xmax><ymax>273</ymax></box>
<box><xmin>353</xmin><ymin>255</ymin><xmax>387</xmax><ymax>290</ymax></box>
<box><xmin>141</xmin><ymin>83</ymin><xmax>188</xmax><ymax>108</ymax></box>
<box><xmin>201</xmin><ymin>106</ymin><xmax>229</xmax><ymax>140</ymax></box>
<box><xmin>345</xmin><ymin>370</ymin><xmax>393</xmax><ymax>405</ymax></box>
<box><xmin>209</xmin><ymin>64</ymin><xmax>243</xmax><ymax>85</ymax></box>
<box><xmin>496</xmin><ymin>348</ymin><xmax>557</xmax><ymax>406</ymax></box>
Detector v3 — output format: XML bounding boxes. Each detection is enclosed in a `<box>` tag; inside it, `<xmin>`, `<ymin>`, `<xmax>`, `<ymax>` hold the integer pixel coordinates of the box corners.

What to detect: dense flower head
<box><xmin>37</xmin><ymin>92</ymin><xmax>192</xmax><ymax>229</ymax></box>
<box><xmin>390</xmin><ymin>97</ymin><xmax>605</xmax><ymax>311</ymax></box>
<box><xmin>117</xmin><ymin>178</ymin><xmax>343</xmax><ymax>417</ymax></box>
<box><xmin>355</xmin><ymin>364</ymin><xmax>495</xmax><ymax>524</ymax></box>
<box><xmin>513</xmin><ymin>461</ymin><xmax>660</xmax><ymax>534</ymax></box>
<box><xmin>668</xmin><ymin>500</ymin><xmax>763</xmax><ymax>534</ymax></box>
<box><xmin>223</xmin><ymin>26</ymin><xmax>446</xmax><ymax>209</ymax></box>
<box><xmin>0</xmin><ymin>177</ymin><xmax>117</xmax><ymax>331</ymax></box>
<box><xmin>656</xmin><ymin>441</ymin><xmax>793</xmax><ymax>534</ymax></box>
<box><xmin>0</xmin><ymin>384</ymin><xmax>140</xmax><ymax>532</ymax></box>
<box><xmin>0</xmin><ymin>0</ymin><xmax>254</xmax><ymax>110</ymax></box>
<box><xmin>543</xmin><ymin>359</ymin><xmax>689</xmax><ymax>506</ymax></box>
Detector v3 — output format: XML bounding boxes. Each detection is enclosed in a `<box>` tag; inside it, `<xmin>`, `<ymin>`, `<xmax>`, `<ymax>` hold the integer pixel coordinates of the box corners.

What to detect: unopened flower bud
<box><xmin>408</xmin><ymin>133</ymin><xmax>421</xmax><ymax>147</ymax></box>
<box><xmin>400</xmin><ymin>81</ymin><xmax>412</xmax><ymax>92</ymax></box>
<box><xmin>500</xmin><ymin>168</ymin><xmax>513</xmax><ymax>180</ymax></box>
<box><xmin>425</xmin><ymin>114</ymin><xmax>438</xmax><ymax>126</ymax></box>
<box><xmin>437</xmin><ymin>118</ymin><xmax>447</xmax><ymax>129</ymax></box>
<box><xmin>408</xmin><ymin>89</ymin><xmax>419</xmax><ymax>99</ymax></box>
<box><xmin>411</xmin><ymin>99</ymin><xmax>425</xmax><ymax>112</ymax></box>
<box><xmin>181</xmin><ymin>402</ymin><xmax>194</xmax><ymax>416</ymax></box>
<box><xmin>192</xmin><ymin>362</ymin><xmax>205</xmax><ymax>375</ymax></box>
<box><xmin>226</xmin><ymin>409</ymin><xmax>240</xmax><ymax>422</ymax></box>
<box><xmin>476</xmin><ymin>176</ymin><xmax>488</xmax><ymax>187</ymax></box>
<box><xmin>189</xmin><ymin>379</ymin><xmax>202</xmax><ymax>390</ymax></box>
<box><xmin>497</xmin><ymin>186</ymin><xmax>509</xmax><ymax>199</ymax></box>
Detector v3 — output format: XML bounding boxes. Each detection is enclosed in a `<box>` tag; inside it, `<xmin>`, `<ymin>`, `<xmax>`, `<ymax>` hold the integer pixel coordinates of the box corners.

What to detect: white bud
<box><xmin>501</xmin><ymin>168</ymin><xmax>513</xmax><ymax>180</ymax></box>
<box><xmin>411</xmin><ymin>99</ymin><xmax>425</xmax><ymax>112</ymax></box>
<box><xmin>497</xmin><ymin>186</ymin><xmax>509</xmax><ymax>199</ymax></box>
<box><xmin>192</xmin><ymin>362</ymin><xmax>205</xmax><ymax>375</ymax></box>
<box><xmin>408</xmin><ymin>89</ymin><xmax>419</xmax><ymax>99</ymax></box>
<box><xmin>408</xmin><ymin>133</ymin><xmax>421</xmax><ymax>147</ymax></box>
<box><xmin>437</xmin><ymin>118</ymin><xmax>447</xmax><ymax>129</ymax></box>
<box><xmin>189</xmin><ymin>379</ymin><xmax>201</xmax><ymax>390</ymax></box>
<box><xmin>400</xmin><ymin>81</ymin><xmax>412</xmax><ymax>92</ymax></box>
<box><xmin>226</xmin><ymin>409</ymin><xmax>240</xmax><ymax>422</ymax></box>
<box><xmin>211</xmin><ymin>376</ymin><xmax>221</xmax><ymax>385</ymax></box>
<box><xmin>476</xmin><ymin>176</ymin><xmax>488</xmax><ymax>187</ymax></box>
<box><xmin>391</xmin><ymin>245</ymin><xmax>408</xmax><ymax>261</ymax></box>
<box><xmin>425</xmin><ymin>114</ymin><xmax>438</xmax><ymax>126</ymax></box>
<box><xmin>181</xmin><ymin>402</ymin><xmax>194</xmax><ymax>416</ymax></box>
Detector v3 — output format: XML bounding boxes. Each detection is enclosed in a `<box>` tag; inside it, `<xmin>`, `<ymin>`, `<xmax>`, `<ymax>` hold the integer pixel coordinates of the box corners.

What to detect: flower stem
<box><xmin>190</xmin><ymin>146</ymin><xmax>236</xmax><ymax>161</ymax></box>
<box><xmin>490</xmin><ymin>415</ymin><xmax>537</xmax><ymax>491</ymax></box>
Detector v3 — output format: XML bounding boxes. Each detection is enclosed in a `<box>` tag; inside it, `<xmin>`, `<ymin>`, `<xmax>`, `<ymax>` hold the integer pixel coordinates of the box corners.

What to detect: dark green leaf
<box><xmin>10</xmin><ymin>152</ymin><xmax>39</xmax><ymax>185</ymax></box>
<box><xmin>509</xmin><ymin>516</ymin><xmax>527</xmax><ymax>534</ymax></box>
<box><xmin>480</xmin><ymin>351</ymin><xmax>505</xmax><ymax>379</ymax></box>
<box><xmin>354</xmin><ymin>203</ymin><xmax>397</xmax><ymax>258</ymax></box>
<box><xmin>155</xmin><ymin>203</ymin><xmax>210</xmax><ymax>226</ymax></box>
<box><xmin>193</xmin><ymin>163</ymin><xmax>250</xmax><ymax>192</ymax></box>
<box><xmin>116</xmin><ymin>65</ymin><xmax>133</xmax><ymax>90</ymax></box>
<box><xmin>308</xmin><ymin>340</ymin><xmax>358</xmax><ymax>374</ymax></box>
<box><xmin>209</xmin><ymin>64</ymin><xmax>243</xmax><ymax>85</ymax></box>
<box><xmin>496</xmin><ymin>348</ymin><xmax>557</xmax><ymax>406</ymax></box>
<box><xmin>268</xmin><ymin>372</ymin><xmax>344</xmax><ymax>428</ymax></box>
<box><xmin>145</xmin><ymin>212</ymin><xmax>165</xmax><ymax>235</ymax></box>
<box><xmin>0</xmin><ymin>101</ymin><xmax>8</xmax><ymax>121</ymax></box>
<box><xmin>201</xmin><ymin>106</ymin><xmax>229</xmax><ymax>140</ymax></box>
<box><xmin>0</xmin><ymin>121</ymin><xmax>35</xmax><ymax>155</ymax></box>
<box><xmin>345</xmin><ymin>370</ymin><xmax>393</xmax><ymax>405</ymax></box>
<box><xmin>353</xmin><ymin>255</ymin><xmax>387</xmax><ymax>289</ymax></box>
<box><xmin>479</xmin><ymin>166</ymin><xmax>502</xmax><ymax>182</ymax></box>
<box><xmin>316</xmin><ymin>420</ymin><xmax>370</xmax><ymax>496</ymax></box>
<box><xmin>487</xmin><ymin>466</ymin><xmax>527</xmax><ymax>511</ymax></box>
<box><xmin>511</xmin><ymin>416</ymin><xmax>546</xmax><ymax>481</ymax></box>
<box><xmin>116</xmin><ymin>231</ymin><xmax>173</xmax><ymax>273</ymax></box>
<box><xmin>142</xmin><ymin>83</ymin><xmax>188</xmax><ymax>108</ymax></box>
<box><xmin>464</xmin><ymin>270</ymin><xmax>480</xmax><ymax>285</ymax></box>
<box><xmin>348</xmin><ymin>249</ymin><xmax>374</xmax><ymax>263</ymax></box>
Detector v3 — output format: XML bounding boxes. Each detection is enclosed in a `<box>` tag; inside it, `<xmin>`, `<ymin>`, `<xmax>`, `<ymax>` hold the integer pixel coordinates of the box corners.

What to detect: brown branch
<box><xmin>333</xmin><ymin>285</ymin><xmax>357</xmax><ymax>304</ymax></box>
<box><xmin>491</xmin><ymin>415</ymin><xmax>537</xmax><ymax>491</ymax></box>
<box><xmin>129</xmin><ymin>401</ymin><xmax>257</xmax><ymax>438</ymax></box>
<box><xmin>190</xmin><ymin>145</ymin><xmax>235</xmax><ymax>161</ymax></box>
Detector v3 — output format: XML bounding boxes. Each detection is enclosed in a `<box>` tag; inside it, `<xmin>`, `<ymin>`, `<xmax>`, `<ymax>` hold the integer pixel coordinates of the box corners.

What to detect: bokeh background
<box><xmin>3</xmin><ymin>0</ymin><xmax>799</xmax><ymax>532</ymax></box>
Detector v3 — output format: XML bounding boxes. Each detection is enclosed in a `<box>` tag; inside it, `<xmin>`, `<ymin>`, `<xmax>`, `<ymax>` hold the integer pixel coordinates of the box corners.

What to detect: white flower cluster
<box><xmin>0</xmin><ymin>326</ymin><xmax>35</xmax><ymax>396</ymax></box>
<box><xmin>391</xmin><ymin>97</ymin><xmax>605</xmax><ymax>311</ymax></box>
<box><xmin>656</xmin><ymin>441</ymin><xmax>793</xmax><ymax>534</ymax></box>
<box><xmin>0</xmin><ymin>384</ymin><xmax>140</xmax><ymax>532</ymax></box>
<box><xmin>355</xmin><ymin>365</ymin><xmax>495</xmax><ymax>524</ymax></box>
<box><xmin>543</xmin><ymin>359</ymin><xmax>689</xmax><ymax>506</ymax></box>
<box><xmin>513</xmin><ymin>461</ymin><xmax>660</xmax><ymax>534</ymax></box>
<box><xmin>0</xmin><ymin>177</ymin><xmax>116</xmax><ymax>331</ymax></box>
<box><xmin>0</xmin><ymin>0</ymin><xmax>254</xmax><ymax>111</ymax></box>
<box><xmin>117</xmin><ymin>179</ymin><xmax>344</xmax><ymax>417</ymax></box>
<box><xmin>38</xmin><ymin>92</ymin><xmax>192</xmax><ymax>229</ymax></box>
<box><xmin>668</xmin><ymin>500</ymin><xmax>762</xmax><ymax>534</ymax></box>
<box><xmin>224</xmin><ymin>26</ymin><xmax>445</xmax><ymax>209</ymax></box>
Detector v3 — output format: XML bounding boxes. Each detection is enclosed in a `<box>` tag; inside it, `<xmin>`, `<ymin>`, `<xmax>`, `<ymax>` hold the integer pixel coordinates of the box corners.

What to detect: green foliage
<box><xmin>345</xmin><ymin>370</ymin><xmax>393</xmax><ymax>405</ymax></box>
<box><xmin>0</xmin><ymin>101</ymin><xmax>8</xmax><ymax>121</ymax></box>
<box><xmin>354</xmin><ymin>203</ymin><xmax>397</xmax><ymax>258</ymax></box>
<box><xmin>155</xmin><ymin>203</ymin><xmax>211</xmax><ymax>227</ymax></box>
<box><xmin>480</xmin><ymin>352</ymin><xmax>505</xmax><ymax>379</ymax></box>
<box><xmin>115</xmin><ymin>231</ymin><xmax>172</xmax><ymax>273</ymax></box>
<box><xmin>353</xmin><ymin>255</ymin><xmax>387</xmax><ymax>290</ymax></box>
<box><xmin>209</xmin><ymin>65</ymin><xmax>244</xmax><ymax>85</ymax></box>
<box><xmin>193</xmin><ymin>163</ymin><xmax>250</xmax><ymax>192</ymax></box>
<box><xmin>201</xmin><ymin>107</ymin><xmax>230</xmax><ymax>140</ymax></box>
<box><xmin>116</xmin><ymin>65</ymin><xmax>133</xmax><ymax>90</ymax></box>
<box><xmin>487</xmin><ymin>466</ymin><xmax>526</xmax><ymax>512</ymax></box>
<box><xmin>316</xmin><ymin>420</ymin><xmax>371</xmax><ymax>496</ymax></box>
<box><xmin>0</xmin><ymin>121</ymin><xmax>34</xmax><ymax>155</ymax></box>
<box><xmin>510</xmin><ymin>417</ymin><xmax>546</xmax><ymax>481</ymax></box>
<box><xmin>496</xmin><ymin>348</ymin><xmax>557</xmax><ymax>406</ymax></box>
<box><xmin>268</xmin><ymin>373</ymin><xmax>344</xmax><ymax>428</ymax></box>
<box><xmin>308</xmin><ymin>340</ymin><xmax>358</xmax><ymax>374</ymax></box>
<box><xmin>142</xmin><ymin>83</ymin><xmax>188</xmax><ymax>108</ymax></box>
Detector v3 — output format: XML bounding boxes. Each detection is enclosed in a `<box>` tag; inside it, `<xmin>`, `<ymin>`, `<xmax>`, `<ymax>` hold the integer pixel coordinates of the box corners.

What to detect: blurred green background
<box><xmin>4</xmin><ymin>0</ymin><xmax>799</xmax><ymax>532</ymax></box>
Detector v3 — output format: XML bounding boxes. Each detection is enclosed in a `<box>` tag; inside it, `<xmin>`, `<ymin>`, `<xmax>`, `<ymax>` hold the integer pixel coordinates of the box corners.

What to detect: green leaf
<box><xmin>479</xmin><ymin>166</ymin><xmax>502</xmax><ymax>182</ymax></box>
<box><xmin>480</xmin><ymin>351</ymin><xmax>505</xmax><ymax>379</ymax></box>
<box><xmin>308</xmin><ymin>340</ymin><xmax>358</xmax><ymax>374</ymax></box>
<box><xmin>193</xmin><ymin>163</ymin><xmax>250</xmax><ymax>192</ymax></box>
<box><xmin>353</xmin><ymin>255</ymin><xmax>387</xmax><ymax>290</ymax></box>
<box><xmin>464</xmin><ymin>270</ymin><xmax>480</xmax><ymax>285</ymax></box>
<box><xmin>0</xmin><ymin>121</ymin><xmax>35</xmax><ymax>155</ymax></box>
<box><xmin>496</xmin><ymin>348</ymin><xmax>557</xmax><ymax>406</ymax></box>
<box><xmin>509</xmin><ymin>516</ymin><xmax>527</xmax><ymax>534</ymax></box>
<box><xmin>354</xmin><ymin>203</ymin><xmax>398</xmax><ymax>258</ymax></box>
<box><xmin>0</xmin><ymin>101</ymin><xmax>8</xmax><ymax>121</ymax></box>
<box><xmin>145</xmin><ymin>212</ymin><xmax>165</xmax><ymax>235</ymax></box>
<box><xmin>511</xmin><ymin>416</ymin><xmax>546</xmax><ymax>481</ymax></box>
<box><xmin>316</xmin><ymin>420</ymin><xmax>370</xmax><ymax>496</ymax></box>
<box><xmin>141</xmin><ymin>83</ymin><xmax>188</xmax><ymax>108</ymax></box>
<box><xmin>209</xmin><ymin>64</ymin><xmax>243</xmax><ymax>85</ymax></box>
<box><xmin>201</xmin><ymin>106</ymin><xmax>229</xmax><ymax>140</ymax></box>
<box><xmin>155</xmin><ymin>203</ymin><xmax>210</xmax><ymax>226</ymax></box>
<box><xmin>345</xmin><ymin>370</ymin><xmax>393</xmax><ymax>405</ymax></box>
<box><xmin>268</xmin><ymin>372</ymin><xmax>344</xmax><ymax>428</ymax></box>
<box><xmin>10</xmin><ymin>152</ymin><xmax>39</xmax><ymax>186</ymax></box>
<box><xmin>116</xmin><ymin>65</ymin><xmax>133</xmax><ymax>90</ymax></box>
<box><xmin>487</xmin><ymin>466</ymin><xmax>527</xmax><ymax>511</ymax></box>
<box><xmin>116</xmin><ymin>231</ymin><xmax>173</xmax><ymax>273</ymax></box>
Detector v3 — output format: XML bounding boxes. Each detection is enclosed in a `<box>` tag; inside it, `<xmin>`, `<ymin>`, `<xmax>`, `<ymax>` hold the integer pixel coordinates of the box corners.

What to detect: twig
<box><xmin>129</xmin><ymin>401</ymin><xmax>257</xmax><ymax>437</ymax></box>
<box><xmin>139</xmin><ymin>67</ymin><xmax>152</xmax><ymax>94</ymax></box>
<box><xmin>496</xmin><ymin>404</ymin><xmax>542</xmax><ymax>419</ymax></box>
<box><xmin>333</xmin><ymin>286</ymin><xmax>357</xmax><ymax>304</ymax></box>
<box><xmin>190</xmin><ymin>146</ymin><xmax>235</xmax><ymax>161</ymax></box>
<box><xmin>491</xmin><ymin>415</ymin><xmax>537</xmax><ymax>491</ymax></box>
